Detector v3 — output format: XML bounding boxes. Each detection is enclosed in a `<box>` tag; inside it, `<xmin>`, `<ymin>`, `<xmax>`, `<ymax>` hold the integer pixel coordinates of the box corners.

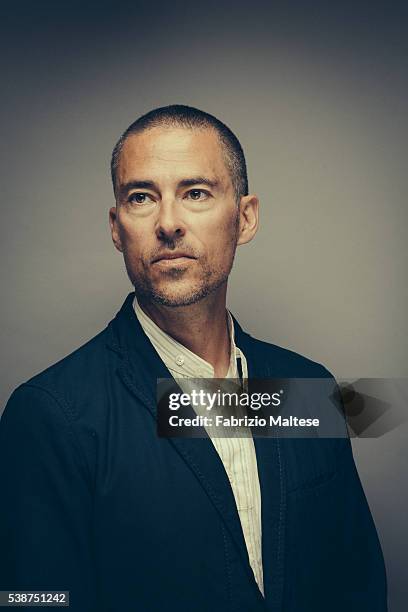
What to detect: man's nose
<box><xmin>155</xmin><ymin>199</ymin><xmax>186</xmax><ymax>242</ymax></box>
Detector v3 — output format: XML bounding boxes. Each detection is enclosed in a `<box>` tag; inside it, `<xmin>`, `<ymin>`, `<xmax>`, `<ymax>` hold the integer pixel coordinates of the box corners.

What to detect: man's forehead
<box><xmin>118</xmin><ymin>126</ymin><xmax>229</xmax><ymax>182</ymax></box>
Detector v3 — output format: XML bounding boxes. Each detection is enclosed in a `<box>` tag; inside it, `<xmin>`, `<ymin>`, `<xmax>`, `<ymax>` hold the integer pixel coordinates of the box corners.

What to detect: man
<box><xmin>0</xmin><ymin>105</ymin><xmax>387</xmax><ymax>611</ymax></box>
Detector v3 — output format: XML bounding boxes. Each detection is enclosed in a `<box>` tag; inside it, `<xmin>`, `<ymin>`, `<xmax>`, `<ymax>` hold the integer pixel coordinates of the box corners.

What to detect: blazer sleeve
<box><xmin>0</xmin><ymin>384</ymin><xmax>98</xmax><ymax>611</ymax></box>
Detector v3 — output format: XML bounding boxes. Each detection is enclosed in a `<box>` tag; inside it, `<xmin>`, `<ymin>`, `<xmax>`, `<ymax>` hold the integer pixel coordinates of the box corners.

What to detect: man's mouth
<box><xmin>152</xmin><ymin>252</ymin><xmax>196</xmax><ymax>265</ymax></box>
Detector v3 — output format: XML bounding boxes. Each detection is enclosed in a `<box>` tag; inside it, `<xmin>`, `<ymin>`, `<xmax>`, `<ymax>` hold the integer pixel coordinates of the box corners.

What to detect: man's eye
<box><xmin>128</xmin><ymin>193</ymin><xmax>153</xmax><ymax>205</ymax></box>
<box><xmin>186</xmin><ymin>189</ymin><xmax>209</xmax><ymax>201</ymax></box>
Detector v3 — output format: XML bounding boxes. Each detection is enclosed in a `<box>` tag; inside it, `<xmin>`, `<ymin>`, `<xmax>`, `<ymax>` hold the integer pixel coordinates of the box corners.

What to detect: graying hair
<box><xmin>110</xmin><ymin>104</ymin><xmax>248</xmax><ymax>202</ymax></box>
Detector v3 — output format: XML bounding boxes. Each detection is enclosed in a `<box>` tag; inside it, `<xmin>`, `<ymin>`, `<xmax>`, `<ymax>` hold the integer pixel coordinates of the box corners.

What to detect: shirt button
<box><xmin>175</xmin><ymin>354</ymin><xmax>185</xmax><ymax>366</ymax></box>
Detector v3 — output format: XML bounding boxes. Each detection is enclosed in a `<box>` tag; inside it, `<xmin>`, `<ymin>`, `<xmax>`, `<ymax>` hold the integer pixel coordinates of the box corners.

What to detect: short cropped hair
<box><xmin>110</xmin><ymin>104</ymin><xmax>248</xmax><ymax>202</ymax></box>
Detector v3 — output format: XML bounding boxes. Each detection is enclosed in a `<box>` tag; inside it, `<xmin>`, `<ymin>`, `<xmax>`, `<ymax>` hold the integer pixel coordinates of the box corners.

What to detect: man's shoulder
<box><xmin>5</xmin><ymin>292</ymin><xmax>138</xmax><ymax>418</ymax></box>
<box><xmin>12</xmin><ymin>323</ymin><xmax>114</xmax><ymax>415</ymax></box>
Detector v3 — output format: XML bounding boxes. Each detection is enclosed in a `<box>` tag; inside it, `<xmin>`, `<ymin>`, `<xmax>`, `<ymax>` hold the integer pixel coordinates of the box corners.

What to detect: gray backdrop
<box><xmin>1</xmin><ymin>2</ymin><xmax>407</xmax><ymax>609</ymax></box>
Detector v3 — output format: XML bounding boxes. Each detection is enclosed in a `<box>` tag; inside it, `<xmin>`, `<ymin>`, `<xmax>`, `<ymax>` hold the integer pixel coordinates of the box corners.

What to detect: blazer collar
<box><xmin>107</xmin><ymin>292</ymin><xmax>172</xmax><ymax>403</ymax></box>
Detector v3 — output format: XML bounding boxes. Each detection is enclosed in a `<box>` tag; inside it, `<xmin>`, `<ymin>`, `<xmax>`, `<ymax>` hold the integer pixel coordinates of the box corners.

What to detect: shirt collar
<box><xmin>133</xmin><ymin>295</ymin><xmax>245</xmax><ymax>379</ymax></box>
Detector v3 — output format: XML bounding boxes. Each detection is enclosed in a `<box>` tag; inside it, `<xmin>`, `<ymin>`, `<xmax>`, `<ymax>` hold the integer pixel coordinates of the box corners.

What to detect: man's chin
<box><xmin>133</xmin><ymin>271</ymin><xmax>229</xmax><ymax>308</ymax></box>
<box><xmin>149</xmin><ymin>290</ymin><xmax>207</xmax><ymax>308</ymax></box>
<box><xmin>136</xmin><ymin>280</ymin><xmax>213</xmax><ymax>308</ymax></box>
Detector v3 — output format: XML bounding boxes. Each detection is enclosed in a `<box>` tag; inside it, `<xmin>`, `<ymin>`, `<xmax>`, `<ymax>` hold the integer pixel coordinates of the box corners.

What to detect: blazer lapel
<box><xmin>107</xmin><ymin>294</ymin><xmax>265</xmax><ymax>601</ymax></box>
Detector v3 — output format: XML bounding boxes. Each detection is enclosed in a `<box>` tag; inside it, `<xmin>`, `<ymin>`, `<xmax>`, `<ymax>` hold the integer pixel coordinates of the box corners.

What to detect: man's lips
<box><xmin>151</xmin><ymin>252</ymin><xmax>196</xmax><ymax>264</ymax></box>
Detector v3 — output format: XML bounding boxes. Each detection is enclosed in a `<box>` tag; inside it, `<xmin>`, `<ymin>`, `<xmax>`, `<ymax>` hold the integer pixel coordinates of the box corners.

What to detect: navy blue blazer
<box><xmin>0</xmin><ymin>293</ymin><xmax>387</xmax><ymax>611</ymax></box>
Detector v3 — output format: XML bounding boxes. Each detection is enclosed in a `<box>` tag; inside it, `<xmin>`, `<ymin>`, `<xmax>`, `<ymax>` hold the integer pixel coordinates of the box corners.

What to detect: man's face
<box><xmin>109</xmin><ymin>125</ymin><xmax>255</xmax><ymax>307</ymax></box>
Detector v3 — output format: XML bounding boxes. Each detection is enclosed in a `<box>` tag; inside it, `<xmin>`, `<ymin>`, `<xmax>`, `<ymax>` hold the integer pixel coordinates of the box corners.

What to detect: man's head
<box><xmin>109</xmin><ymin>105</ymin><xmax>259</xmax><ymax>307</ymax></box>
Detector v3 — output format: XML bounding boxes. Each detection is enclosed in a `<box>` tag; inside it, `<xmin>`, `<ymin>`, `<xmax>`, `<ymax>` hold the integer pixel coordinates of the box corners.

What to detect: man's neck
<box><xmin>137</xmin><ymin>287</ymin><xmax>231</xmax><ymax>377</ymax></box>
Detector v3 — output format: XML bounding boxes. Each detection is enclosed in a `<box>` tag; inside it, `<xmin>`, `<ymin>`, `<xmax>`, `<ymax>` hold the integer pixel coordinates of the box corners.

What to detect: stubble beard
<box><xmin>125</xmin><ymin>217</ymin><xmax>240</xmax><ymax>308</ymax></box>
<box><xmin>128</xmin><ymin>254</ymin><xmax>235</xmax><ymax>307</ymax></box>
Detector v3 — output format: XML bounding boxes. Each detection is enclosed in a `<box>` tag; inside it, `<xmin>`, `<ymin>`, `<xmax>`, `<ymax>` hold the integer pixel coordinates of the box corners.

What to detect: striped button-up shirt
<box><xmin>133</xmin><ymin>296</ymin><xmax>264</xmax><ymax>595</ymax></box>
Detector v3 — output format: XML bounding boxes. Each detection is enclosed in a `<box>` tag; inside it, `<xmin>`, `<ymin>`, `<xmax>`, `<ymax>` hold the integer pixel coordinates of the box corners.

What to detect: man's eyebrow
<box><xmin>178</xmin><ymin>177</ymin><xmax>219</xmax><ymax>189</ymax></box>
<box><xmin>118</xmin><ymin>180</ymin><xmax>158</xmax><ymax>197</ymax></box>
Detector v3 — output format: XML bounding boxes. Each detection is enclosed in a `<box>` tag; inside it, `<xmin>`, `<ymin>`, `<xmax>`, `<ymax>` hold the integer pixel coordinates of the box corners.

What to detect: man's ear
<box><xmin>109</xmin><ymin>206</ymin><xmax>124</xmax><ymax>252</ymax></box>
<box><xmin>237</xmin><ymin>194</ymin><xmax>259</xmax><ymax>246</ymax></box>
